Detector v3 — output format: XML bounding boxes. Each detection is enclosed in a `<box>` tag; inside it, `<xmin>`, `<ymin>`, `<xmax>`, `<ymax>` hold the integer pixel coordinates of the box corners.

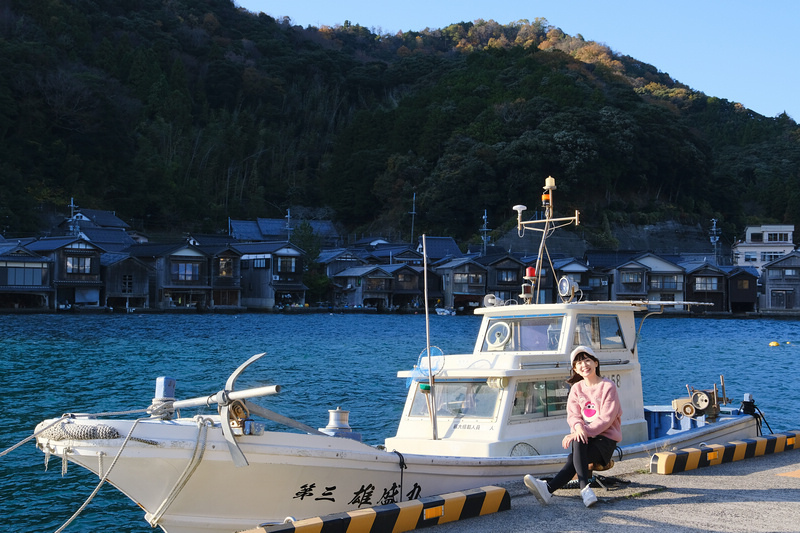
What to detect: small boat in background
<box><xmin>33</xmin><ymin>177</ymin><xmax>768</xmax><ymax>533</ymax></box>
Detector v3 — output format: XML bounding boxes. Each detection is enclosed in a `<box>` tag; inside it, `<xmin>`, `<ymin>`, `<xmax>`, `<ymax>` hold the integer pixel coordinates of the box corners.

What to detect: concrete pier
<box><xmin>431</xmin><ymin>447</ymin><xmax>800</xmax><ymax>532</ymax></box>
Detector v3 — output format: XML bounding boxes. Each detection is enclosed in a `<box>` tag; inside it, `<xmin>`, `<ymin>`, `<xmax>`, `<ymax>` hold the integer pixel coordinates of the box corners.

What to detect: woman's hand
<box><xmin>573</xmin><ymin>424</ymin><xmax>588</xmax><ymax>444</ymax></box>
<box><xmin>561</xmin><ymin>433</ymin><xmax>578</xmax><ymax>449</ymax></box>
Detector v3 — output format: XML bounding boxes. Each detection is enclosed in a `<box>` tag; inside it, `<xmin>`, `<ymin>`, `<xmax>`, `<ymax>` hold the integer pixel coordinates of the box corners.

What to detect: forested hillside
<box><xmin>1</xmin><ymin>0</ymin><xmax>798</xmax><ymax>245</ymax></box>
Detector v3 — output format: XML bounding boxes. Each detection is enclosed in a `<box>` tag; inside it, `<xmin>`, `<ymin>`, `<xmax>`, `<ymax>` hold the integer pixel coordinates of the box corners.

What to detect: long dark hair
<box><xmin>567</xmin><ymin>350</ymin><xmax>601</xmax><ymax>385</ymax></box>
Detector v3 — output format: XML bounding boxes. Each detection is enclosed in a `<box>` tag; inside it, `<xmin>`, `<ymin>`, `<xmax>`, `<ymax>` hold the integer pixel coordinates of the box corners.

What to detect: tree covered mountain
<box><xmin>1</xmin><ymin>0</ymin><xmax>798</xmax><ymax>246</ymax></box>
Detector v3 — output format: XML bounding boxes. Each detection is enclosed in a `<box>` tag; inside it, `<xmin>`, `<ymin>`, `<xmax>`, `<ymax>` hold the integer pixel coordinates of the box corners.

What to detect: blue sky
<box><xmin>235</xmin><ymin>0</ymin><xmax>798</xmax><ymax>121</ymax></box>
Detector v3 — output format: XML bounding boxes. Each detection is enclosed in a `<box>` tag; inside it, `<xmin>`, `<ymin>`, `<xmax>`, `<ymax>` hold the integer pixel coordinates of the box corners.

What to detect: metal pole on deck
<box><xmin>422</xmin><ymin>235</ymin><xmax>438</xmax><ymax>440</ymax></box>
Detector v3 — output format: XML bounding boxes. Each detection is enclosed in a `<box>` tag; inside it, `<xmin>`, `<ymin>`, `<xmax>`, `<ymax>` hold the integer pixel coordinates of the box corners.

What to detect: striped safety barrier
<box><xmin>650</xmin><ymin>430</ymin><xmax>800</xmax><ymax>474</ymax></box>
<box><xmin>249</xmin><ymin>485</ymin><xmax>510</xmax><ymax>533</ymax></box>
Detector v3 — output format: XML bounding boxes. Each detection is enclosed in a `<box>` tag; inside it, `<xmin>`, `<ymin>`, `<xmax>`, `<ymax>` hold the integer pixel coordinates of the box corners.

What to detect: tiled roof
<box><xmin>419</xmin><ymin>236</ymin><xmax>462</xmax><ymax>261</ymax></box>
<box><xmin>77</xmin><ymin>208</ymin><xmax>130</xmax><ymax>229</ymax></box>
<box><xmin>233</xmin><ymin>241</ymin><xmax>303</xmax><ymax>255</ymax></box>
<box><xmin>230</xmin><ymin>218</ymin><xmax>340</xmax><ymax>244</ymax></box>
<box><xmin>81</xmin><ymin>227</ymin><xmax>136</xmax><ymax>252</ymax></box>
<box><xmin>333</xmin><ymin>265</ymin><xmax>392</xmax><ymax>278</ymax></box>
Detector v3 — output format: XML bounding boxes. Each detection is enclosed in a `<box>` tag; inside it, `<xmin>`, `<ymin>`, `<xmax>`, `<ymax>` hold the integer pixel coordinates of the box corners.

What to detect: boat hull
<box><xmin>36</xmin><ymin>412</ymin><xmax>759</xmax><ymax>533</ymax></box>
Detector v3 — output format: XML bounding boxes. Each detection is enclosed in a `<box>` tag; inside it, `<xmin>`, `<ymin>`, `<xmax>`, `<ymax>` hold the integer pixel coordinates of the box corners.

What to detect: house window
<box><xmin>620</xmin><ymin>272</ymin><xmax>641</xmax><ymax>284</ymax></box>
<box><xmin>219</xmin><ymin>258</ymin><xmax>233</xmax><ymax>277</ymax></box>
<box><xmin>694</xmin><ymin>277</ymin><xmax>718</xmax><ymax>291</ymax></box>
<box><xmin>589</xmin><ymin>277</ymin><xmax>604</xmax><ymax>287</ymax></box>
<box><xmin>497</xmin><ymin>269</ymin><xmax>518</xmax><ymax>283</ymax></box>
<box><xmin>5</xmin><ymin>266</ymin><xmax>45</xmax><ymax>286</ymax></box>
<box><xmin>767</xmin><ymin>269</ymin><xmax>782</xmax><ymax>279</ymax></box>
<box><xmin>767</xmin><ymin>233</ymin><xmax>789</xmax><ymax>242</ymax></box>
<box><xmin>785</xmin><ymin>269</ymin><xmax>799</xmax><ymax>277</ymax></box>
<box><xmin>397</xmin><ymin>273</ymin><xmax>412</xmax><ymax>282</ymax></box>
<box><xmin>650</xmin><ymin>275</ymin><xmax>679</xmax><ymax>289</ymax></box>
<box><xmin>750</xmin><ymin>233</ymin><xmax>763</xmax><ymax>242</ymax></box>
<box><xmin>454</xmin><ymin>273</ymin><xmax>483</xmax><ymax>284</ymax></box>
<box><xmin>737</xmin><ymin>279</ymin><xmax>750</xmax><ymax>290</ymax></box>
<box><xmin>66</xmin><ymin>256</ymin><xmax>91</xmax><ymax>274</ymax></box>
<box><xmin>254</xmin><ymin>258</ymin><xmax>267</xmax><ymax>269</ymax></box>
<box><xmin>277</xmin><ymin>257</ymin><xmax>296</xmax><ymax>273</ymax></box>
<box><xmin>761</xmin><ymin>252</ymin><xmax>784</xmax><ymax>262</ymax></box>
<box><xmin>172</xmin><ymin>262</ymin><xmax>199</xmax><ymax>281</ymax></box>
<box><xmin>122</xmin><ymin>275</ymin><xmax>133</xmax><ymax>293</ymax></box>
<box><xmin>744</xmin><ymin>253</ymin><xmax>757</xmax><ymax>262</ymax></box>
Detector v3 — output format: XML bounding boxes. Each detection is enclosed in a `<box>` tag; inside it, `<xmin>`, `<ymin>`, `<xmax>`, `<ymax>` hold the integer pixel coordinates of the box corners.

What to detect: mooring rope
<box><xmin>2</xmin><ymin>404</ymin><xmax>169</xmax><ymax>461</ymax></box>
<box><xmin>0</xmin><ymin>415</ymin><xmax>71</xmax><ymax>459</ymax></box>
<box><xmin>147</xmin><ymin>416</ymin><xmax>212</xmax><ymax>527</ymax></box>
<box><xmin>53</xmin><ymin>417</ymin><xmax>147</xmax><ymax>533</ymax></box>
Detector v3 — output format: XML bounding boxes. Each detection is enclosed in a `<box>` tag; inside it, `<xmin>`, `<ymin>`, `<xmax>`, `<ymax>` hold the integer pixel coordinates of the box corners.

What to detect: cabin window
<box><xmin>481</xmin><ymin>316</ymin><xmax>563</xmax><ymax>353</ymax></box>
<box><xmin>511</xmin><ymin>380</ymin><xmax>569</xmax><ymax>420</ymax></box>
<box><xmin>409</xmin><ymin>380</ymin><xmax>500</xmax><ymax>419</ymax></box>
<box><xmin>573</xmin><ymin>315</ymin><xmax>626</xmax><ymax>351</ymax></box>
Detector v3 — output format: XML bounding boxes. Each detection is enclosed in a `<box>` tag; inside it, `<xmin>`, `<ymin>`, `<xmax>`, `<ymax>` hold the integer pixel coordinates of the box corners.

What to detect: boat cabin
<box><xmin>386</xmin><ymin>301</ymin><xmax>648</xmax><ymax>457</ymax></box>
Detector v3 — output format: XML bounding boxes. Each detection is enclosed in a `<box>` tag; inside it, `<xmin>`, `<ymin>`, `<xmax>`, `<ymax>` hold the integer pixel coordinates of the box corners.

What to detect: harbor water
<box><xmin>0</xmin><ymin>313</ymin><xmax>796</xmax><ymax>532</ymax></box>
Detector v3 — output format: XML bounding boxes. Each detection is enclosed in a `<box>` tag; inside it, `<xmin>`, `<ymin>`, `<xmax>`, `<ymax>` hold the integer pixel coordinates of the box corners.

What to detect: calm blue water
<box><xmin>1</xmin><ymin>313</ymin><xmax>796</xmax><ymax>532</ymax></box>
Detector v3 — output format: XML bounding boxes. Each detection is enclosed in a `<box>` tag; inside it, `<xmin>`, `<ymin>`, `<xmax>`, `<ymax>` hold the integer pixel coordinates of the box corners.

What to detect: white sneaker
<box><xmin>524</xmin><ymin>474</ymin><xmax>552</xmax><ymax>505</ymax></box>
<box><xmin>581</xmin><ymin>485</ymin><xmax>597</xmax><ymax>507</ymax></box>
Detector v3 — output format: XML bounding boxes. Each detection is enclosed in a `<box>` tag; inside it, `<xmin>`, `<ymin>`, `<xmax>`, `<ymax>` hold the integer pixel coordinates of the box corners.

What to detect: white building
<box><xmin>731</xmin><ymin>225</ymin><xmax>795</xmax><ymax>275</ymax></box>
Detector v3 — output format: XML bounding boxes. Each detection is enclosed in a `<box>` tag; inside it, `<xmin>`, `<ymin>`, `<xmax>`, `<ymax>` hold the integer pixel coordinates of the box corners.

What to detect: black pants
<box><xmin>548</xmin><ymin>435</ymin><xmax>617</xmax><ymax>491</ymax></box>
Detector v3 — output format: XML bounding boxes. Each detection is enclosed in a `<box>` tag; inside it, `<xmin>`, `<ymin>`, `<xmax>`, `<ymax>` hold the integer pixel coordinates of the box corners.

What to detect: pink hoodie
<box><xmin>566</xmin><ymin>378</ymin><xmax>622</xmax><ymax>443</ymax></box>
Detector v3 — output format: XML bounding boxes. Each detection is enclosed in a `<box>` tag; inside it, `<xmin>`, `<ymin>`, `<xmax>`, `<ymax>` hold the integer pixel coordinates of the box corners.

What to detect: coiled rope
<box><xmin>38</xmin><ymin>422</ymin><xmax>120</xmax><ymax>441</ymax></box>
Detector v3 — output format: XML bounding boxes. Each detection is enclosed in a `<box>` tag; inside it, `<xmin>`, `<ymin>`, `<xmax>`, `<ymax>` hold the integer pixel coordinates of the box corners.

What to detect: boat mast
<box><xmin>513</xmin><ymin>177</ymin><xmax>580</xmax><ymax>303</ymax></box>
<box><xmin>421</xmin><ymin>234</ymin><xmax>438</xmax><ymax>440</ymax></box>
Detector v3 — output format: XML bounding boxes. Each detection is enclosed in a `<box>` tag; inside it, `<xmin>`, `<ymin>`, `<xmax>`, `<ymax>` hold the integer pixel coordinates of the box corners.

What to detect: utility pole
<box><xmin>709</xmin><ymin>218</ymin><xmax>720</xmax><ymax>265</ymax></box>
<box><xmin>285</xmin><ymin>208</ymin><xmax>293</xmax><ymax>242</ymax></box>
<box><xmin>67</xmin><ymin>197</ymin><xmax>79</xmax><ymax>235</ymax></box>
<box><xmin>480</xmin><ymin>209</ymin><xmax>491</xmax><ymax>256</ymax></box>
<box><xmin>409</xmin><ymin>193</ymin><xmax>417</xmax><ymax>245</ymax></box>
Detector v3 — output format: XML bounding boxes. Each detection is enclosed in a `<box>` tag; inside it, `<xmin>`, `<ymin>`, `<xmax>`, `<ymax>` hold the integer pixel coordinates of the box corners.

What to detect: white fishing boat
<box><xmin>34</xmin><ymin>178</ymin><xmax>765</xmax><ymax>533</ymax></box>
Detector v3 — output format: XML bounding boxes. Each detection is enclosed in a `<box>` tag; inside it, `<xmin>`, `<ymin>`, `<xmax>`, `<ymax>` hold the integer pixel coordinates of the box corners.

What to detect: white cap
<box><xmin>570</xmin><ymin>345</ymin><xmax>597</xmax><ymax>366</ymax></box>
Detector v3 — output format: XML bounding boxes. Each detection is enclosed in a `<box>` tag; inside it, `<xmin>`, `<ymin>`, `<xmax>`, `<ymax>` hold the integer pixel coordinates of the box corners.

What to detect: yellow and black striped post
<box><xmin>250</xmin><ymin>485</ymin><xmax>510</xmax><ymax>533</ymax></box>
<box><xmin>650</xmin><ymin>430</ymin><xmax>800</xmax><ymax>474</ymax></box>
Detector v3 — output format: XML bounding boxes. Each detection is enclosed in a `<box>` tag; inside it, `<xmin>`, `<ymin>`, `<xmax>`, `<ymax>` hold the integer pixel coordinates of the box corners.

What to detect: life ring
<box><xmin>486</xmin><ymin>321</ymin><xmax>511</xmax><ymax>350</ymax></box>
